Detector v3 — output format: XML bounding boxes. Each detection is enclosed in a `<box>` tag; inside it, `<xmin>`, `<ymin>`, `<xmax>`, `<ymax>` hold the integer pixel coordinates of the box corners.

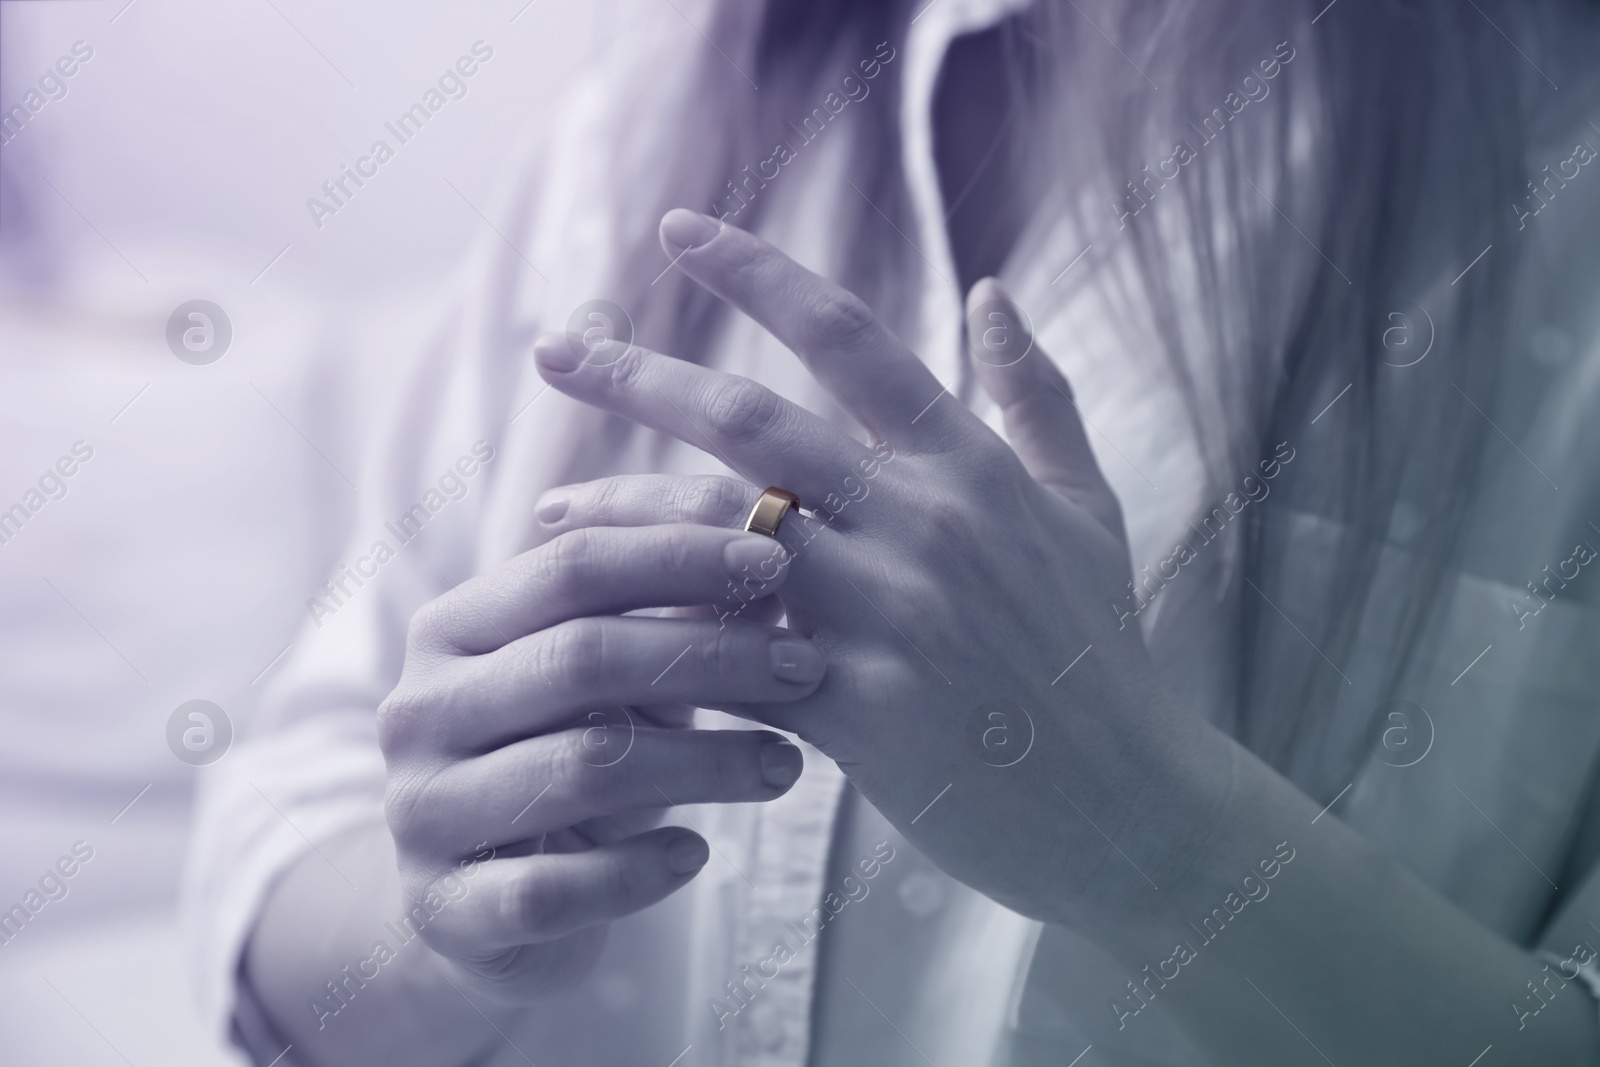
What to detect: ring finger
<box><xmin>537</xmin><ymin>474</ymin><xmax>845</xmax><ymax>552</ymax></box>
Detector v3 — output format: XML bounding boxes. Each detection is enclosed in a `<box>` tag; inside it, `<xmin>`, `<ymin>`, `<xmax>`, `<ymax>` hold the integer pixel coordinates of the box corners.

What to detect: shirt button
<box><xmin>897</xmin><ymin>870</ymin><xmax>947</xmax><ymax>918</ymax></box>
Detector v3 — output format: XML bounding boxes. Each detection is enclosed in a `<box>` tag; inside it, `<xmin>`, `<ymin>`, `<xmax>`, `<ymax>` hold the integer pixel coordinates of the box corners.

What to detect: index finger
<box><xmin>658</xmin><ymin>209</ymin><xmax>977</xmax><ymax>447</ymax></box>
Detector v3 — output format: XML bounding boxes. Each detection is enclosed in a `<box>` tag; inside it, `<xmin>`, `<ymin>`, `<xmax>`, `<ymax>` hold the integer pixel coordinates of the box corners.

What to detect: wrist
<box><xmin>1073</xmin><ymin>707</ymin><xmax>1315</xmax><ymax>964</ymax></box>
<box><xmin>1052</xmin><ymin>682</ymin><xmax>1237</xmax><ymax>917</ymax></box>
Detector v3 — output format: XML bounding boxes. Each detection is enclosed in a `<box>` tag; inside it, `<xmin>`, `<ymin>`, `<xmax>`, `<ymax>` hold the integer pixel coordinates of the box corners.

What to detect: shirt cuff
<box><xmin>231</xmin><ymin>952</ymin><xmax>311</xmax><ymax>1067</ymax></box>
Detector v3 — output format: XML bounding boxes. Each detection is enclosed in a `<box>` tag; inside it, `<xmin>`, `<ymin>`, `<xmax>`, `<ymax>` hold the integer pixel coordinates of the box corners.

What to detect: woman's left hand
<box><xmin>530</xmin><ymin>210</ymin><xmax>1227</xmax><ymax>926</ymax></box>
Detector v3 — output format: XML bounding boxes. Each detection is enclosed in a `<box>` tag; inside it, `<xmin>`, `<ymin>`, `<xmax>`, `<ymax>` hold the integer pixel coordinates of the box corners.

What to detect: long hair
<box><xmin>1008</xmin><ymin>0</ymin><xmax>1536</xmax><ymax>794</ymax></box>
<box><xmin>518</xmin><ymin>0</ymin><xmax>1591</xmax><ymax>798</ymax></box>
<box><xmin>1015</xmin><ymin>0</ymin><xmax>1578</xmax><ymax>794</ymax></box>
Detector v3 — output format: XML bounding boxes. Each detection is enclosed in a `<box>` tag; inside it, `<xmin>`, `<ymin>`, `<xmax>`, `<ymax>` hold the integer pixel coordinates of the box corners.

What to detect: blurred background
<box><xmin>0</xmin><ymin>1</ymin><xmax>616</xmax><ymax>1061</ymax></box>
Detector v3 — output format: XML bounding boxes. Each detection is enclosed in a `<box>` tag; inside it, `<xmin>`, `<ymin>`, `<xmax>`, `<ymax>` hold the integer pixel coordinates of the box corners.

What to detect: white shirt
<box><xmin>184</xmin><ymin>2</ymin><xmax>1600</xmax><ymax>1064</ymax></box>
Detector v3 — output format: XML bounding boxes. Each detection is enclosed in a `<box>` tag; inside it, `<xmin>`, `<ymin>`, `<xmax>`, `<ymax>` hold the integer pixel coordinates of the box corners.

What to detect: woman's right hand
<box><xmin>376</xmin><ymin>522</ymin><xmax>824</xmax><ymax>1003</ymax></box>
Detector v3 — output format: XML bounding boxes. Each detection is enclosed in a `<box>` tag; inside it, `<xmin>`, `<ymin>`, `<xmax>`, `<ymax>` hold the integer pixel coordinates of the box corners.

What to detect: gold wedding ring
<box><xmin>744</xmin><ymin>487</ymin><xmax>800</xmax><ymax>538</ymax></box>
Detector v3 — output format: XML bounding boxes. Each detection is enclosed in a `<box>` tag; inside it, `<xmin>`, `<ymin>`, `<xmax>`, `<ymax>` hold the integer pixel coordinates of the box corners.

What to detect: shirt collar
<box><xmin>899</xmin><ymin>0</ymin><xmax>1036</xmax><ymax>391</ymax></box>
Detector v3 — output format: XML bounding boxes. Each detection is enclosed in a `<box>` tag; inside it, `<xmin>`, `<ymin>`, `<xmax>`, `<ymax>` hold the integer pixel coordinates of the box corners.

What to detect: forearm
<box><xmin>243</xmin><ymin>825</ymin><xmax>511</xmax><ymax>1067</ymax></box>
<box><xmin>1085</xmin><ymin>732</ymin><xmax>1600</xmax><ymax>1065</ymax></box>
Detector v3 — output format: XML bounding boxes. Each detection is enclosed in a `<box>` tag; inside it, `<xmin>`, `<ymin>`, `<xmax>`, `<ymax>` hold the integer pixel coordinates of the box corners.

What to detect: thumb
<box><xmin>966</xmin><ymin>278</ymin><xmax>1124</xmax><ymax>539</ymax></box>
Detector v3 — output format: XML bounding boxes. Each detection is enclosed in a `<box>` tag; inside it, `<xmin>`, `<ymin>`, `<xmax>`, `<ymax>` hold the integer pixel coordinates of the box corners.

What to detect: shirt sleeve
<box><xmin>173</xmin><ymin>5</ymin><xmax>851</xmax><ymax>1055</ymax></box>
<box><xmin>177</xmin><ymin>277</ymin><xmax>530</xmax><ymax>1059</ymax></box>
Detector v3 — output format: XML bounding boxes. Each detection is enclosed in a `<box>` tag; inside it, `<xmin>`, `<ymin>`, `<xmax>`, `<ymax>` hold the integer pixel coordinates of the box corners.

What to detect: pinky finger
<box><xmin>421</xmin><ymin>827</ymin><xmax>710</xmax><ymax>957</ymax></box>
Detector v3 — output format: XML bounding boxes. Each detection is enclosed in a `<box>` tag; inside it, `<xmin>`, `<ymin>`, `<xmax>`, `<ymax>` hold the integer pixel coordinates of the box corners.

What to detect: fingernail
<box><xmin>533</xmin><ymin>333</ymin><xmax>583</xmax><ymax>373</ymax></box>
<box><xmin>759</xmin><ymin>738</ymin><xmax>804</xmax><ymax>789</ymax></box>
<box><xmin>667</xmin><ymin>834</ymin><xmax>710</xmax><ymax>875</ymax></box>
<box><xmin>769</xmin><ymin>638</ymin><xmax>824</xmax><ymax>685</ymax></box>
<box><xmin>724</xmin><ymin>536</ymin><xmax>779</xmax><ymax>578</ymax></box>
<box><xmin>536</xmin><ymin>492</ymin><xmax>569</xmax><ymax>525</ymax></box>
<box><xmin>661</xmin><ymin>209</ymin><xmax>722</xmax><ymax>254</ymax></box>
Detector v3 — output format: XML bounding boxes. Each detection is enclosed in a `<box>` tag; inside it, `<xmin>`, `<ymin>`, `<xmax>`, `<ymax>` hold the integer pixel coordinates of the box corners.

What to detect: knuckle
<box><xmin>406</xmin><ymin>597</ymin><xmax>454</xmax><ymax>656</ymax></box>
<box><xmin>459</xmin><ymin>947</ymin><xmax>529</xmax><ymax>985</ymax></box>
<box><xmin>507</xmin><ymin>871</ymin><xmax>574</xmax><ymax>940</ymax></box>
<box><xmin>705</xmin><ymin>379</ymin><xmax>781</xmax><ymax>446</ymax></box>
<box><xmin>546</xmin><ymin>617</ymin><xmax>608</xmax><ymax>688</ymax></box>
<box><xmin>807</xmin><ymin>291</ymin><xmax>878</xmax><ymax>350</ymax></box>
<box><xmin>684</xmin><ymin>477</ymin><xmax>746</xmax><ymax>526</ymax></box>
<box><xmin>588</xmin><ymin>477</ymin><xmax>625</xmax><ymax>520</ymax></box>
<box><xmin>698</xmin><ymin>626</ymin><xmax>743</xmax><ymax>680</ymax></box>
<box><xmin>917</xmin><ymin>493</ymin><xmax>982</xmax><ymax>555</ymax></box>
<box><xmin>654</xmin><ymin>525</ymin><xmax>696</xmax><ymax>574</ymax></box>
<box><xmin>382</xmin><ymin>766</ymin><xmax>433</xmax><ymax>846</ymax></box>
<box><xmin>605</xmin><ymin>342</ymin><xmax>650</xmax><ymax>392</ymax></box>
<box><xmin>596</xmin><ymin>854</ymin><xmax>645</xmax><ymax>910</ymax></box>
<box><xmin>728</xmin><ymin>233</ymin><xmax>771</xmax><ymax>276</ymax></box>
<box><xmin>530</xmin><ymin>527</ymin><xmax>598</xmax><ymax>601</ymax></box>
<box><xmin>376</xmin><ymin>687</ymin><xmax>429</xmax><ymax>754</ymax></box>
<box><xmin>549</xmin><ymin>727</ymin><xmax>605</xmax><ymax>793</ymax></box>
<box><xmin>549</xmin><ymin>526</ymin><xmax>597</xmax><ymax>573</ymax></box>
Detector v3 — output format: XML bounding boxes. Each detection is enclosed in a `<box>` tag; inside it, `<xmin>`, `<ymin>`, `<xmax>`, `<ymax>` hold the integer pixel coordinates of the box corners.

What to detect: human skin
<box><xmin>245</xmin><ymin>526</ymin><xmax>823</xmax><ymax>1065</ymax></box>
<box><xmin>244</xmin><ymin>11</ymin><xmax>1600</xmax><ymax>1059</ymax></box>
<box><xmin>520</xmin><ymin>208</ymin><xmax>1600</xmax><ymax>1065</ymax></box>
<box><xmin>246</xmin><ymin>210</ymin><xmax>1600</xmax><ymax>1067</ymax></box>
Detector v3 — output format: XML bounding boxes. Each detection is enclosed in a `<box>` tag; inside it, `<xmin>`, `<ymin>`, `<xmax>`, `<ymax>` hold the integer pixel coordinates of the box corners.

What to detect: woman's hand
<box><xmin>375</xmin><ymin>521</ymin><xmax>826</xmax><ymax>1003</ymax></box>
<box><xmin>530</xmin><ymin>210</ymin><xmax>1229</xmax><ymax>927</ymax></box>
